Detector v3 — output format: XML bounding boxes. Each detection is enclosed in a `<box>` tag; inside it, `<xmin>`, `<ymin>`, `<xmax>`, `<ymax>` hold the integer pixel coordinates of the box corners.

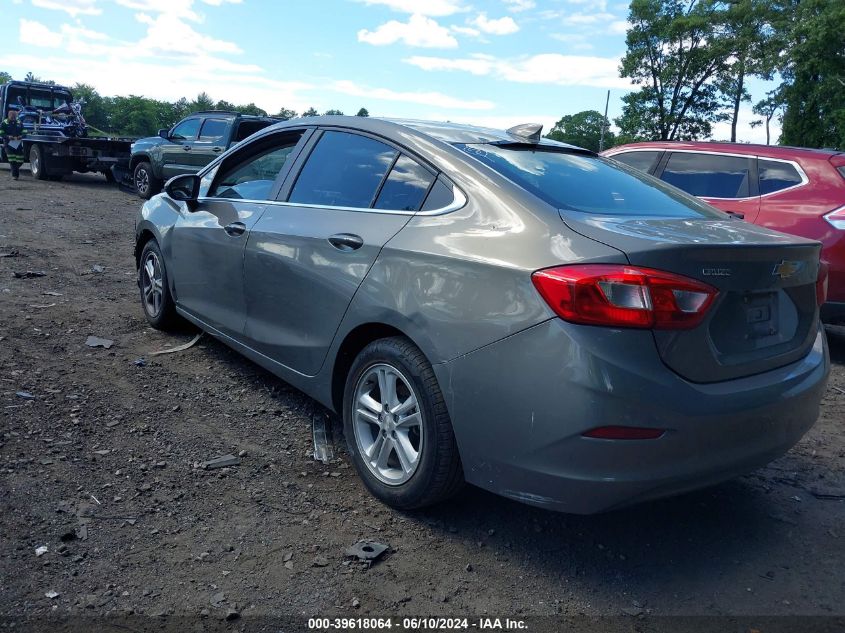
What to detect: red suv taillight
<box><xmin>531</xmin><ymin>264</ymin><xmax>718</xmax><ymax>329</ymax></box>
<box><xmin>824</xmin><ymin>205</ymin><xmax>845</xmax><ymax>230</ymax></box>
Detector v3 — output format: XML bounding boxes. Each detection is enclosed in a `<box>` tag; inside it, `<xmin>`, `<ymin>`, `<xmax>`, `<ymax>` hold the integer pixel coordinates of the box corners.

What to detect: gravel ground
<box><xmin>1</xmin><ymin>167</ymin><xmax>844</xmax><ymax>631</ymax></box>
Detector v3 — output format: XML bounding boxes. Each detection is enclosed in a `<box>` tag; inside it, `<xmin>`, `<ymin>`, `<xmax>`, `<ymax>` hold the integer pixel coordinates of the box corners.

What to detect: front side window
<box><xmin>458</xmin><ymin>144</ymin><xmax>723</xmax><ymax>218</ymax></box>
<box><xmin>171</xmin><ymin>118</ymin><xmax>201</xmax><ymax>141</ymax></box>
<box><xmin>374</xmin><ymin>155</ymin><xmax>435</xmax><ymax>211</ymax></box>
<box><xmin>199</xmin><ymin>118</ymin><xmax>228</xmax><ymax>143</ymax></box>
<box><xmin>209</xmin><ymin>134</ymin><xmax>302</xmax><ymax>200</ymax></box>
<box><xmin>611</xmin><ymin>150</ymin><xmax>661</xmax><ymax>173</ymax></box>
<box><xmin>759</xmin><ymin>159</ymin><xmax>803</xmax><ymax>195</ymax></box>
<box><xmin>289</xmin><ymin>131</ymin><xmax>397</xmax><ymax>208</ymax></box>
<box><xmin>661</xmin><ymin>152</ymin><xmax>752</xmax><ymax>198</ymax></box>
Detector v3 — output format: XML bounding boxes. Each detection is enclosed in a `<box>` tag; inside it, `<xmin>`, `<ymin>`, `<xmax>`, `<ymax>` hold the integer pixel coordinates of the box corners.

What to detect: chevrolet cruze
<box><xmin>134</xmin><ymin>117</ymin><xmax>830</xmax><ymax>513</ymax></box>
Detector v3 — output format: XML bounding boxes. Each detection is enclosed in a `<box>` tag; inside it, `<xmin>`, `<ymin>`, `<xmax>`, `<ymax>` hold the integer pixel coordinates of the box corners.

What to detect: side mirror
<box><xmin>158</xmin><ymin>128</ymin><xmax>170</xmax><ymax>139</ymax></box>
<box><xmin>164</xmin><ymin>174</ymin><xmax>200</xmax><ymax>209</ymax></box>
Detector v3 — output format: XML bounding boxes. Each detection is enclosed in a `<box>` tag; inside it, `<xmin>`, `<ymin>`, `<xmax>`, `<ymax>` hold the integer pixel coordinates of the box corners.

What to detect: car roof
<box><xmin>266</xmin><ymin>115</ymin><xmax>585</xmax><ymax>150</ymax></box>
<box><xmin>603</xmin><ymin>140</ymin><xmax>842</xmax><ymax>160</ymax></box>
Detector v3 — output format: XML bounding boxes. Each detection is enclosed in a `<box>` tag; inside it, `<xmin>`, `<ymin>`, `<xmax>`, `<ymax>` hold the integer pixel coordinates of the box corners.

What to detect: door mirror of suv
<box><xmin>165</xmin><ymin>174</ymin><xmax>200</xmax><ymax>209</ymax></box>
<box><xmin>158</xmin><ymin>128</ymin><xmax>170</xmax><ymax>140</ymax></box>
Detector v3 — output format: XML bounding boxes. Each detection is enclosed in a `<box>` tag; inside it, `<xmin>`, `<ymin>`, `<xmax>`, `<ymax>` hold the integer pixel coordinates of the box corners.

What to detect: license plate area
<box><xmin>744</xmin><ymin>292</ymin><xmax>779</xmax><ymax>339</ymax></box>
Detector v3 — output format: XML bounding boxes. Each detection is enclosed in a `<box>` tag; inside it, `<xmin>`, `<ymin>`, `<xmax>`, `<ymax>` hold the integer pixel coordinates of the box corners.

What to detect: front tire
<box><xmin>29</xmin><ymin>145</ymin><xmax>48</xmax><ymax>180</ymax></box>
<box><xmin>138</xmin><ymin>240</ymin><xmax>180</xmax><ymax>330</ymax></box>
<box><xmin>134</xmin><ymin>161</ymin><xmax>162</xmax><ymax>200</ymax></box>
<box><xmin>343</xmin><ymin>337</ymin><xmax>463</xmax><ymax>509</ymax></box>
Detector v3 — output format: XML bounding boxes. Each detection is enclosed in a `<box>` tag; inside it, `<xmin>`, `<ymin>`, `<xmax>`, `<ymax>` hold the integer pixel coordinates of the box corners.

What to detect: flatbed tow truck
<box><xmin>0</xmin><ymin>80</ymin><xmax>133</xmax><ymax>182</ymax></box>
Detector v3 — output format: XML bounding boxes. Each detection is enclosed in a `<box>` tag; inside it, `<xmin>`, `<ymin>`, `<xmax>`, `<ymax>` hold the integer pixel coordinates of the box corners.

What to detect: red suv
<box><xmin>602</xmin><ymin>142</ymin><xmax>845</xmax><ymax>322</ymax></box>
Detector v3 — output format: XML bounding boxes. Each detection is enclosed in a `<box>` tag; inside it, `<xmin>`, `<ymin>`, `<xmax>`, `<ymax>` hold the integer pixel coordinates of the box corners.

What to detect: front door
<box><xmin>243</xmin><ymin>130</ymin><xmax>436</xmax><ymax>376</ymax></box>
<box><xmin>170</xmin><ymin>130</ymin><xmax>310</xmax><ymax>337</ymax></box>
<box><xmin>161</xmin><ymin>117</ymin><xmax>203</xmax><ymax>180</ymax></box>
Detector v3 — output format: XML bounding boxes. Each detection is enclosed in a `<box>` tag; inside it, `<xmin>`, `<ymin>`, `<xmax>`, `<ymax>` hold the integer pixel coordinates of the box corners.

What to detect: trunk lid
<box><xmin>561</xmin><ymin>212</ymin><xmax>822</xmax><ymax>383</ymax></box>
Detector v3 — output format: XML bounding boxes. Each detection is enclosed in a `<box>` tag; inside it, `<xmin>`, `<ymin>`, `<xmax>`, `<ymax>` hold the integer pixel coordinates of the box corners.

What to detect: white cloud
<box><xmin>31</xmin><ymin>0</ymin><xmax>101</xmax><ymax>17</ymax></box>
<box><xmin>405</xmin><ymin>53</ymin><xmax>632</xmax><ymax>89</ymax></box>
<box><xmin>136</xmin><ymin>12</ymin><xmax>243</xmax><ymax>54</ymax></box>
<box><xmin>608</xmin><ymin>20</ymin><xmax>630</xmax><ymax>34</ymax></box>
<box><xmin>332</xmin><ymin>80</ymin><xmax>494</xmax><ymax>110</ymax></box>
<box><xmin>712</xmin><ymin>106</ymin><xmax>783</xmax><ymax>145</ymax></box>
<box><xmin>562</xmin><ymin>11</ymin><xmax>615</xmax><ymax>25</ymax></box>
<box><xmin>357</xmin><ymin>0</ymin><xmax>466</xmax><ymax>17</ymax></box>
<box><xmin>19</xmin><ymin>19</ymin><xmax>63</xmax><ymax>47</ymax></box>
<box><xmin>358</xmin><ymin>14</ymin><xmax>458</xmax><ymax>48</ymax></box>
<box><xmin>451</xmin><ymin>25</ymin><xmax>480</xmax><ymax>37</ymax></box>
<box><xmin>472</xmin><ymin>13</ymin><xmax>519</xmax><ymax>35</ymax></box>
<box><xmin>503</xmin><ymin>0</ymin><xmax>535</xmax><ymax>12</ymax></box>
<box><xmin>549</xmin><ymin>32</ymin><xmax>593</xmax><ymax>50</ymax></box>
<box><xmin>114</xmin><ymin>0</ymin><xmax>203</xmax><ymax>22</ymax></box>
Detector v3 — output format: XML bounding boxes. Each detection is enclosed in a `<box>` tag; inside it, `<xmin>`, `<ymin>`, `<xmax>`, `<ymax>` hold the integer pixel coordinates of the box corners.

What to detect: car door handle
<box><xmin>183</xmin><ymin>145</ymin><xmax>191</xmax><ymax>151</ymax></box>
<box><xmin>725</xmin><ymin>210</ymin><xmax>745</xmax><ymax>220</ymax></box>
<box><xmin>328</xmin><ymin>233</ymin><xmax>364</xmax><ymax>251</ymax></box>
<box><xmin>224</xmin><ymin>222</ymin><xmax>246</xmax><ymax>237</ymax></box>
<box><xmin>212</xmin><ymin>147</ymin><xmax>223</xmax><ymax>153</ymax></box>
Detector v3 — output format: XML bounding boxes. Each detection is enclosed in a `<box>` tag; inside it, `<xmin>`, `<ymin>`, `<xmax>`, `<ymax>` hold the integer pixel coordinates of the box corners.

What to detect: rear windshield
<box><xmin>457</xmin><ymin>144</ymin><xmax>723</xmax><ymax>218</ymax></box>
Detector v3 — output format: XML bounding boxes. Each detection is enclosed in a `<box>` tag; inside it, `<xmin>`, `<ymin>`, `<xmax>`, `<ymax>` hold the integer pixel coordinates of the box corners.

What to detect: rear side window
<box><xmin>289</xmin><ymin>131</ymin><xmax>397</xmax><ymax>208</ymax></box>
<box><xmin>661</xmin><ymin>152</ymin><xmax>752</xmax><ymax>198</ymax></box>
<box><xmin>759</xmin><ymin>159</ymin><xmax>803</xmax><ymax>195</ymax></box>
<box><xmin>457</xmin><ymin>144</ymin><xmax>723</xmax><ymax>218</ymax></box>
<box><xmin>374</xmin><ymin>155</ymin><xmax>435</xmax><ymax>211</ymax></box>
<box><xmin>171</xmin><ymin>118</ymin><xmax>201</xmax><ymax>140</ymax></box>
<box><xmin>199</xmin><ymin>118</ymin><xmax>228</xmax><ymax>143</ymax></box>
<box><xmin>610</xmin><ymin>150</ymin><xmax>661</xmax><ymax>173</ymax></box>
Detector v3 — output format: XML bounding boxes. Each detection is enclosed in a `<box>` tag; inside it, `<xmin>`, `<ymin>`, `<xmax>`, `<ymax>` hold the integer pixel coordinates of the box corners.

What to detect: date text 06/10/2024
<box><xmin>307</xmin><ymin>617</ymin><xmax>528</xmax><ymax>630</ymax></box>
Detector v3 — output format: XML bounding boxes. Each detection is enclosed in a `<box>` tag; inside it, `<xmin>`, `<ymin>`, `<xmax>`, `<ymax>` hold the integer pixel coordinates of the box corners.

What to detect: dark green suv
<box><xmin>129</xmin><ymin>110</ymin><xmax>277</xmax><ymax>198</ymax></box>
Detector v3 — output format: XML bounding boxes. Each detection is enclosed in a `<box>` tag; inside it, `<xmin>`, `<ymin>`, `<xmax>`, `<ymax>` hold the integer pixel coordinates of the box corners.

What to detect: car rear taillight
<box><xmin>531</xmin><ymin>264</ymin><xmax>718</xmax><ymax>329</ymax></box>
<box><xmin>824</xmin><ymin>205</ymin><xmax>845</xmax><ymax>230</ymax></box>
<box><xmin>817</xmin><ymin>260</ymin><xmax>829</xmax><ymax>306</ymax></box>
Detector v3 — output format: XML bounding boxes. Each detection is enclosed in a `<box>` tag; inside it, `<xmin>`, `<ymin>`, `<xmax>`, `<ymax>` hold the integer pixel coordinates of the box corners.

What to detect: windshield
<box><xmin>7</xmin><ymin>87</ymin><xmax>73</xmax><ymax>110</ymax></box>
<box><xmin>457</xmin><ymin>144</ymin><xmax>724</xmax><ymax>218</ymax></box>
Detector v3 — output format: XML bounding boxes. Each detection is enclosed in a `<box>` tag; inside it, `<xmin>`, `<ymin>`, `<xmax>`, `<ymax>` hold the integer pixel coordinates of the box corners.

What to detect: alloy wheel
<box><xmin>141</xmin><ymin>250</ymin><xmax>164</xmax><ymax>318</ymax></box>
<box><xmin>135</xmin><ymin>168</ymin><xmax>149</xmax><ymax>196</ymax></box>
<box><xmin>352</xmin><ymin>363</ymin><xmax>423</xmax><ymax>485</ymax></box>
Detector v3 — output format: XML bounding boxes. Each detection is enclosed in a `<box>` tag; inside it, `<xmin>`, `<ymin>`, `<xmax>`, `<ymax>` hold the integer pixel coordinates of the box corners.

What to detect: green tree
<box><xmin>0</xmin><ymin>71</ymin><xmax>11</xmax><ymax>85</ymax></box>
<box><xmin>617</xmin><ymin>0</ymin><xmax>731</xmax><ymax>141</ymax></box>
<box><xmin>70</xmin><ymin>83</ymin><xmax>110</xmax><ymax>134</ymax></box>
<box><xmin>275</xmin><ymin>107</ymin><xmax>298</xmax><ymax>120</ymax></box>
<box><xmin>191</xmin><ymin>92</ymin><xmax>215</xmax><ymax>111</ymax></box>
<box><xmin>301</xmin><ymin>107</ymin><xmax>319</xmax><ymax>117</ymax></box>
<box><xmin>715</xmin><ymin>0</ymin><xmax>782</xmax><ymax>142</ymax></box>
<box><xmin>749</xmin><ymin>89</ymin><xmax>785</xmax><ymax>145</ymax></box>
<box><xmin>236</xmin><ymin>103</ymin><xmax>268</xmax><ymax>116</ymax></box>
<box><xmin>323</xmin><ymin>108</ymin><xmax>344</xmax><ymax>115</ymax></box>
<box><xmin>356</xmin><ymin>107</ymin><xmax>370</xmax><ymax>117</ymax></box>
<box><xmin>546</xmin><ymin>110</ymin><xmax>616</xmax><ymax>151</ymax></box>
<box><xmin>779</xmin><ymin>0</ymin><xmax>845</xmax><ymax>149</ymax></box>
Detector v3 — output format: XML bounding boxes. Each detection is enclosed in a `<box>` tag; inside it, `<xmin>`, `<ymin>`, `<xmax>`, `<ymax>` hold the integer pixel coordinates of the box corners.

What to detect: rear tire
<box><xmin>29</xmin><ymin>145</ymin><xmax>48</xmax><ymax>180</ymax></box>
<box><xmin>138</xmin><ymin>239</ymin><xmax>181</xmax><ymax>330</ymax></box>
<box><xmin>343</xmin><ymin>337</ymin><xmax>463</xmax><ymax>509</ymax></box>
<box><xmin>134</xmin><ymin>161</ymin><xmax>162</xmax><ymax>200</ymax></box>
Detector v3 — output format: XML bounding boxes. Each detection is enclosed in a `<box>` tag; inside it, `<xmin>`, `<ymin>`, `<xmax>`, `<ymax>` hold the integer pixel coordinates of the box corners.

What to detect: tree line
<box><xmin>0</xmin><ymin>71</ymin><xmax>368</xmax><ymax>137</ymax></box>
<box><xmin>549</xmin><ymin>0</ymin><xmax>843</xmax><ymax>151</ymax></box>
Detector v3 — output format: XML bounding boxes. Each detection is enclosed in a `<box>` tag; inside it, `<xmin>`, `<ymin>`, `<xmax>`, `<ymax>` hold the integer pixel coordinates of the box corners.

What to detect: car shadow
<box><xmin>406</xmin><ymin>476</ymin><xmax>794</xmax><ymax>599</ymax></box>
<box><xmin>825</xmin><ymin>325</ymin><xmax>845</xmax><ymax>365</ymax></box>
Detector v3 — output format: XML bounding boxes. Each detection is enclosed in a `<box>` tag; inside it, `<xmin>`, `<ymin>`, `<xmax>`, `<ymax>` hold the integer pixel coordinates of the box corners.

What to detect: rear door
<box><xmin>242</xmin><ymin>129</ymin><xmax>436</xmax><ymax>375</ymax></box>
<box><xmin>192</xmin><ymin>117</ymin><xmax>229</xmax><ymax>169</ymax></box>
<box><xmin>657</xmin><ymin>151</ymin><xmax>761</xmax><ymax>221</ymax></box>
<box><xmin>170</xmin><ymin>129</ymin><xmax>310</xmax><ymax>338</ymax></box>
<box><xmin>161</xmin><ymin>117</ymin><xmax>202</xmax><ymax>179</ymax></box>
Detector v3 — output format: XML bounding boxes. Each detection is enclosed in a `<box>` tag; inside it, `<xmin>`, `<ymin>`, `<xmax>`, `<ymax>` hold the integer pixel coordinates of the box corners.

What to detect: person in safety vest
<box><xmin>1</xmin><ymin>109</ymin><xmax>26</xmax><ymax>180</ymax></box>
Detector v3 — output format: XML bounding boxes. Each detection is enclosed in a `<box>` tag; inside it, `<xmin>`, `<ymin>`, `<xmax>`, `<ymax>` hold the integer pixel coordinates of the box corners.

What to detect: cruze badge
<box><xmin>702</xmin><ymin>268</ymin><xmax>732</xmax><ymax>277</ymax></box>
<box><xmin>772</xmin><ymin>260</ymin><xmax>803</xmax><ymax>279</ymax></box>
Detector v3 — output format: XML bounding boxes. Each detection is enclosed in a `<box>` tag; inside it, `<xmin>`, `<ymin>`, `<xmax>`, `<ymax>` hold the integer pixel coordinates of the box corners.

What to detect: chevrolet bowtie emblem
<box><xmin>772</xmin><ymin>260</ymin><xmax>803</xmax><ymax>279</ymax></box>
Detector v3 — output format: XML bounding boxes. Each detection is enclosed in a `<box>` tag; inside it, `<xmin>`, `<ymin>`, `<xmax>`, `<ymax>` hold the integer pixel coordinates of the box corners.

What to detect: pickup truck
<box><xmin>129</xmin><ymin>110</ymin><xmax>278</xmax><ymax>198</ymax></box>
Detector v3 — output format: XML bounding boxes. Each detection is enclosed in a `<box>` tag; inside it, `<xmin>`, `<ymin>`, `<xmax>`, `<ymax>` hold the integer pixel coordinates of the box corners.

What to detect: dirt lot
<box><xmin>1</xmin><ymin>166</ymin><xmax>844</xmax><ymax>631</ymax></box>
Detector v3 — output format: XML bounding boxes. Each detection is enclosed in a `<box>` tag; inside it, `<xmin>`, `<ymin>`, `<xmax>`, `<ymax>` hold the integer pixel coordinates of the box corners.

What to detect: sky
<box><xmin>0</xmin><ymin>0</ymin><xmax>779</xmax><ymax>143</ymax></box>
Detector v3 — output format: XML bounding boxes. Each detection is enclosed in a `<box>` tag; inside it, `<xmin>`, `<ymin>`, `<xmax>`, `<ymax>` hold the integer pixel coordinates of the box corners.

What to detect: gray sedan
<box><xmin>134</xmin><ymin>116</ymin><xmax>829</xmax><ymax>513</ymax></box>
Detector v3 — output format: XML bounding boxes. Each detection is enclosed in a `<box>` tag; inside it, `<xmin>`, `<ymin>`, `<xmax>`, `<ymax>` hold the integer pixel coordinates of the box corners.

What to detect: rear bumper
<box><xmin>435</xmin><ymin>320</ymin><xmax>829</xmax><ymax>514</ymax></box>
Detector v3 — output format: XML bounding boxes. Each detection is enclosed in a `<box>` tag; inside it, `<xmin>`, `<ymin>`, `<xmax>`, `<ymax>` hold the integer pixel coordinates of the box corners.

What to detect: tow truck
<box><xmin>0</xmin><ymin>80</ymin><xmax>132</xmax><ymax>182</ymax></box>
